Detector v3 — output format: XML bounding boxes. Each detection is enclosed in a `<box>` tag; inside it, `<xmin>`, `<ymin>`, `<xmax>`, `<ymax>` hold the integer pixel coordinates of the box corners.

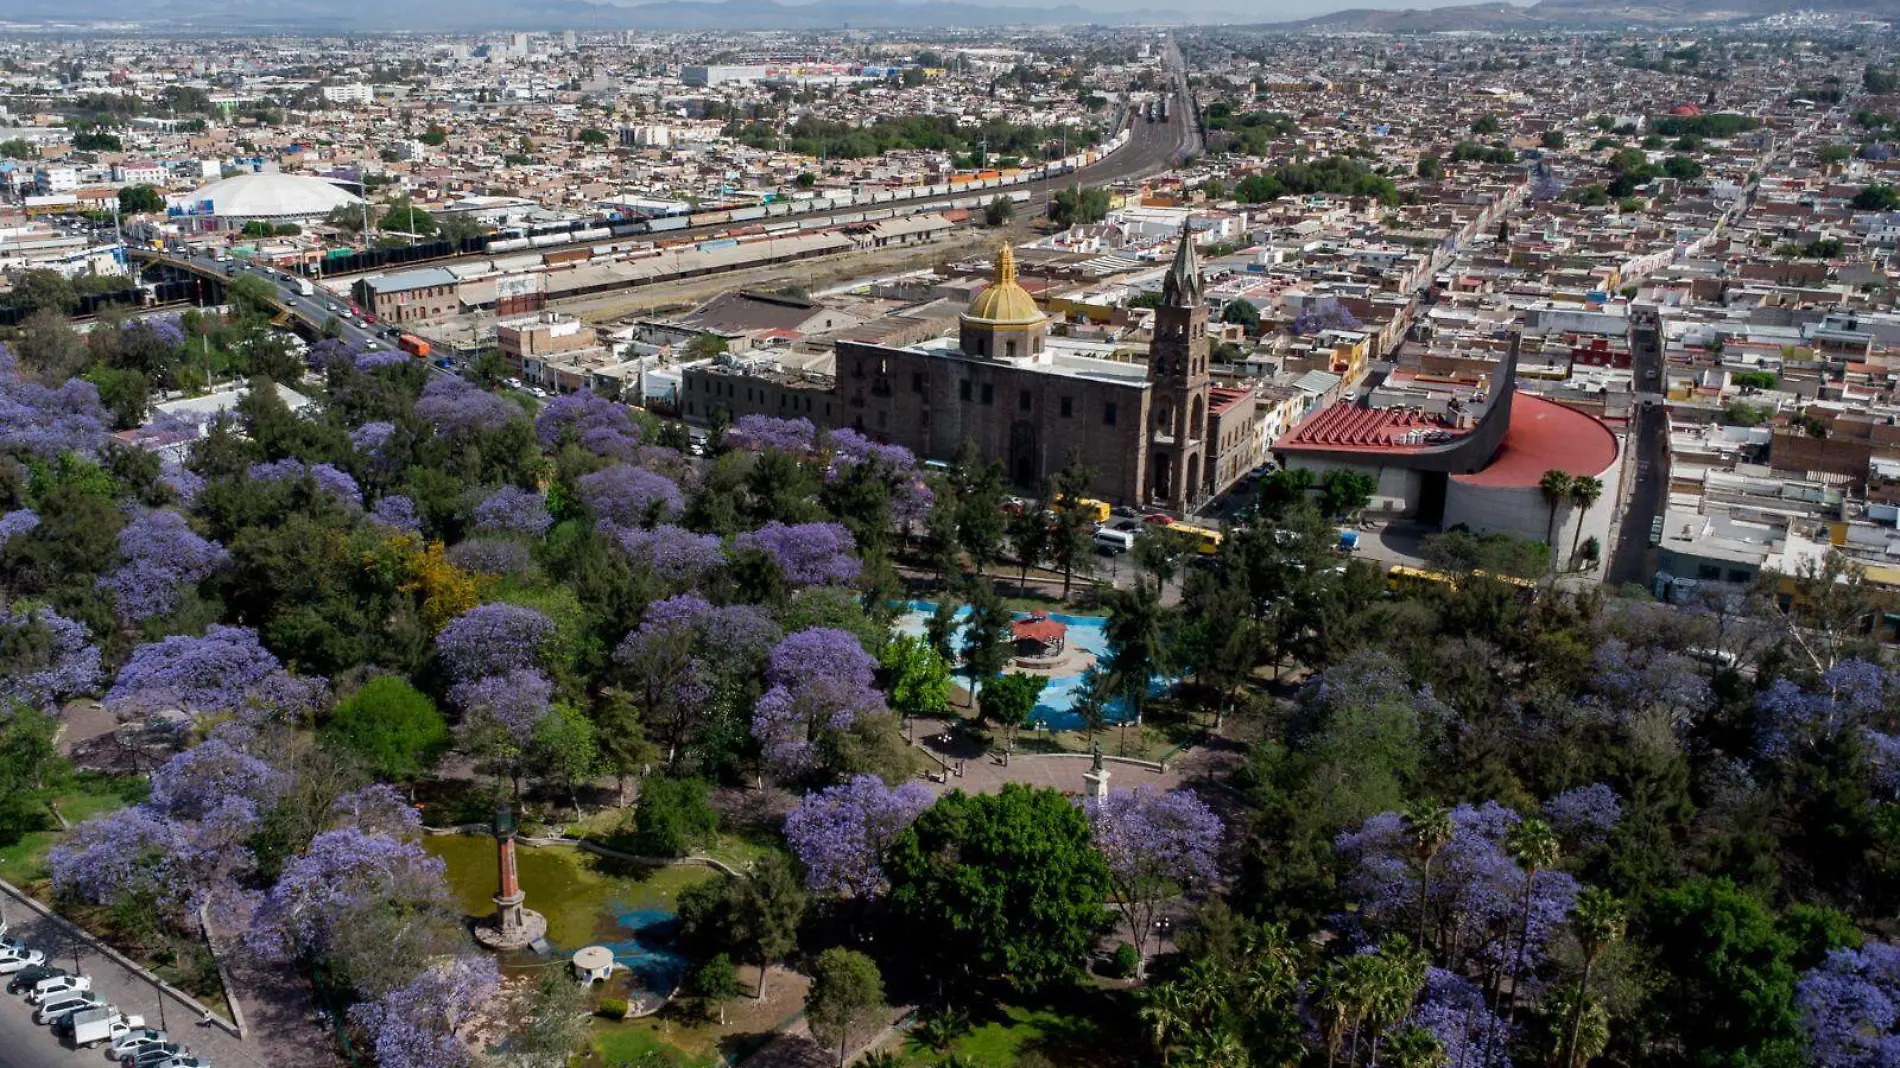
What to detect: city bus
<box><xmin>1170</xmin><ymin>520</ymin><xmax>1224</xmax><ymax>556</ymax></box>
<box><xmin>1050</xmin><ymin>496</ymin><xmax>1111</xmax><ymax>524</ymax></box>
<box><xmin>1387</xmin><ymin>565</ymin><xmax>1456</xmax><ymax>595</ymax></box>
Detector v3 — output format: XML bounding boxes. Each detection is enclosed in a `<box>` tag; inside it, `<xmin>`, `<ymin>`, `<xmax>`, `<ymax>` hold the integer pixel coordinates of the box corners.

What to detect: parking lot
<box><xmin>0</xmin><ymin>898</ymin><xmax>280</xmax><ymax>1068</ymax></box>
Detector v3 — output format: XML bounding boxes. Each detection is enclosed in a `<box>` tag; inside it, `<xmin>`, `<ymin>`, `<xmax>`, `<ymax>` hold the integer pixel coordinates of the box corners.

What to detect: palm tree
<box><xmin>1538</xmin><ymin>469</ymin><xmax>1573</xmax><ymax>551</ymax></box>
<box><xmin>1563</xmin><ymin>889</ymin><xmax>1624</xmax><ymax>1068</ymax></box>
<box><xmin>1138</xmin><ymin>983</ymin><xmax>1191</xmax><ymax>1067</ymax></box>
<box><xmin>1504</xmin><ymin>819</ymin><xmax>1561</xmax><ymax>1033</ymax></box>
<box><xmin>1402</xmin><ymin>801</ymin><xmax>1453</xmax><ymax>950</ymax></box>
<box><xmin>1566</xmin><ymin>476</ymin><xmax>1604</xmax><ymax>570</ymax></box>
<box><xmin>1183</xmin><ymin>1029</ymin><xmax>1251</xmax><ymax>1068</ymax></box>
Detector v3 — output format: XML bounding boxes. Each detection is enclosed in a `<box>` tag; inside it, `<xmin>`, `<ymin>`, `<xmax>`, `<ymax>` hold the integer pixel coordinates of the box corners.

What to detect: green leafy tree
<box><xmin>1103</xmin><ymin>578</ymin><xmax>1169</xmax><ymax>733</ymax></box>
<box><xmin>578</xmin><ymin>127</ymin><xmax>610</xmax><ymax>146</ymax></box>
<box><xmin>513</xmin><ymin>970</ymin><xmax>592</xmax><ymax>1068</ymax></box>
<box><xmin>117</xmin><ymin>185</ymin><xmax>164</xmax><ymax>213</ymax></box>
<box><xmin>1006</xmin><ymin>506</ymin><xmax>1051</xmax><ymax>594</ymax></box>
<box><xmin>885</xmin><ymin>784</ymin><xmax>1109</xmax><ymax>993</ymax></box>
<box><xmin>0</xmin><ymin>709</ymin><xmax>67</xmax><ymax>847</ymax></box>
<box><xmin>979</xmin><ymin>671</ymin><xmax>1046</xmax><ymax>758</ymax></box>
<box><xmin>530</xmin><ymin>704</ymin><xmax>602</xmax><ymax>816</ymax></box>
<box><xmin>880</xmin><ymin>633</ymin><xmax>951</xmax><ymax>721</ymax></box>
<box><xmin>805</xmin><ymin>948</ymin><xmax>886</xmax><ymax>1068</ymax></box>
<box><xmin>323</xmin><ymin>676</ymin><xmax>450</xmax><ymax>783</ymax></box>
<box><xmin>984</xmin><ymin>195</ymin><xmax>1015</xmax><ymax>226</ymax></box>
<box><xmin>686</xmin><ymin>953</ymin><xmax>742</xmax><ymax>1024</ymax></box>
<box><xmin>1318</xmin><ymin>470</ymin><xmax>1375</xmax><ymax>519</ymax></box>
<box><xmin>1638</xmin><ymin>877</ymin><xmax>1805</xmax><ymax>1068</ymax></box>
<box><xmin>959</xmin><ymin>579</ymin><xmax>1012</xmax><ymax>706</ymax></box>
<box><xmin>629</xmin><ymin>776</ymin><xmax>719</xmax><ymax>857</ymax></box>
<box><xmin>731</xmin><ymin>852</ymin><xmax>806</xmax><ymax>997</ymax></box>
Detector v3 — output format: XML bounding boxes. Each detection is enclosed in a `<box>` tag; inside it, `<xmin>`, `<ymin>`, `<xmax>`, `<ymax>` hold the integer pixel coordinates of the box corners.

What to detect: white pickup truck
<box><xmin>63</xmin><ymin>1007</ymin><xmax>146</xmax><ymax>1049</ymax></box>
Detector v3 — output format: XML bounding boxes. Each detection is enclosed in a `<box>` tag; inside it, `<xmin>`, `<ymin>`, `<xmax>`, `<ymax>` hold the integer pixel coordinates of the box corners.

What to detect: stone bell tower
<box><xmin>1145</xmin><ymin>221</ymin><xmax>1212</xmax><ymax>510</ymax></box>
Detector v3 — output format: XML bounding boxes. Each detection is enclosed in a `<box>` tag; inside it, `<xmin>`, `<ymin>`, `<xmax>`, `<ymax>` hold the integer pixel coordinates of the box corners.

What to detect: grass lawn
<box><xmin>894</xmin><ymin>996</ymin><xmax>1140</xmax><ymax>1067</ymax></box>
<box><xmin>0</xmin><ymin>774</ymin><xmax>146</xmax><ymax>886</ymax></box>
<box><xmin>591</xmin><ymin>1023</ymin><xmax>717</xmax><ymax>1067</ymax></box>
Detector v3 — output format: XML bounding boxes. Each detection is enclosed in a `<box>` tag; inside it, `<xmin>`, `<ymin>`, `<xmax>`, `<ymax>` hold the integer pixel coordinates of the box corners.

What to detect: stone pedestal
<box><xmin>1084</xmin><ymin>765</ymin><xmax>1110</xmax><ymax>801</ymax></box>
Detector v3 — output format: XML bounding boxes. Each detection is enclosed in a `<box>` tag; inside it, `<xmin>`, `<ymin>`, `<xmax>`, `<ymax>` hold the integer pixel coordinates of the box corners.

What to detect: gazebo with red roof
<box><xmin>1011</xmin><ymin>611</ymin><xmax>1068</xmax><ymax>657</ymax></box>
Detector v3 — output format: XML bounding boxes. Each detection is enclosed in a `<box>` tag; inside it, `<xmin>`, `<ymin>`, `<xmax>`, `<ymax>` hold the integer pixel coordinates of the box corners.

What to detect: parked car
<box><xmin>122</xmin><ymin>1042</ymin><xmax>183</xmax><ymax>1067</ymax></box>
<box><xmin>9</xmin><ymin>965</ymin><xmax>66</xmax><ymax>994</ymax></box>
<box><xmin>0</xmin><ymin>948</ymin><xmax>47</xmax><ymax>974</ymax></box>
<box><xmin>151</xmin><ymin>1057</ymin><xmax>211</xmax><ymax>1068</ymax></box>
<box><xmin>29</xmin><ymin>974</ymin><xmax>93</xmax><ymax>1003</ymax></box>
<box><xmin>36</xmin><ymin>995</ymin><xmax>104</xmax><ymax>1025</ymax></box>
<box><xmin>109</xmin><ymin>1028</ymin><xmax>169</xmax><ymax>1060</ymax></box>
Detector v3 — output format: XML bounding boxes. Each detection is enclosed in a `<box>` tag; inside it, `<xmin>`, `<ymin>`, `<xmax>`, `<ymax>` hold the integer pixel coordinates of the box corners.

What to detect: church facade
<box><xmin>831</xmin><ymin>227</ymin><xmax>1238</xmax><ymax>511</ymax></box>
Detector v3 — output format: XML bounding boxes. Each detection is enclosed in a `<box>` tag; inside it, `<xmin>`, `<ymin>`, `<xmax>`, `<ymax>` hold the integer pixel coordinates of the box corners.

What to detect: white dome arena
<box><xmin>169</xmin><ymin>173</ymin><xmax>364</xmax><ymax>227</ymax></box>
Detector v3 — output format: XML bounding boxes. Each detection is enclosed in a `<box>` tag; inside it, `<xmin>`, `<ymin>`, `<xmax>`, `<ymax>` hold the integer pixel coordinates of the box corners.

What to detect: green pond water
<box><xmin>422</xmin><ymin>834</ymin><xmax>717</xmax><ymax>992</ymax></box>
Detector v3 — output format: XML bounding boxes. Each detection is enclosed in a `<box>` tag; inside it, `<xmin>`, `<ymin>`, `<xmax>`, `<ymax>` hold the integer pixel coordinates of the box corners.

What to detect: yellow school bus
<box><xmin>1170</xmin><ymin>521</ymin><xmax>1224</xmax><ymax>556</ymax></box>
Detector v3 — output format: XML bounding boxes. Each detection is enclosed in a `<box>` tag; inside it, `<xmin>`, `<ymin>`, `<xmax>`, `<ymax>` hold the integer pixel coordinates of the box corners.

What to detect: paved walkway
<box><xmin>903</xmin><ymin>714</ymin><xmax>1240</xmax><ymax>798</ymax></box>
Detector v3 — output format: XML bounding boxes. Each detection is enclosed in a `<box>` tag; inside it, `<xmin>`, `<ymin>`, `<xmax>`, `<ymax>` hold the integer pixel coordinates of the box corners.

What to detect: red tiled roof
<box><xmin>1012</xmin><ymin>612</ymin><xmax>1066</xmax><ymax>645</ymax></box>
<box><xmin>1276</xmin><ymin>402</ymin><xmax>1471</xmax><ymax>453</ymax></box>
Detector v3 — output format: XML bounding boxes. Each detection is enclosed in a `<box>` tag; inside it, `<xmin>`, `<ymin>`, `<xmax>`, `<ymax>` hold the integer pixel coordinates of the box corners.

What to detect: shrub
<box><xmin>597</xmin><ymin>997</ymin><xmax>629</xmax><ymax>1020</ymax></box>
<box><xmin>627</xmin><ymin>776</ymin><xmax>718</xmax><ymax>857</ymax></box>
<box><xmin>1112</xmin><ymin>942</ymin><xmax>1140</xmax><ymax>978</ymax></box>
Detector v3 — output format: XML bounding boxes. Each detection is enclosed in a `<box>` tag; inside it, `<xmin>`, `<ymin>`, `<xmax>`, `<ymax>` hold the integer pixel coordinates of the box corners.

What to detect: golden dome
<box><xmin>963</xmin><ymin>245</ymin><xmax>1046</xmax><ymax>326</ymax></box>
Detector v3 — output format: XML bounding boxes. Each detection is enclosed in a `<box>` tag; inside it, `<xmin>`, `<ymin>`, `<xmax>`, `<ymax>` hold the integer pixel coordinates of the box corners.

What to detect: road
<box><xmin>161</xmin><ymin>249</ymin><xmax>393</xmax><ymax>356</ymax></box>
<box><xmin>1607</xmin><ymin>313</ymin><xmax>1668</xmax><ymax>588</ymax></box>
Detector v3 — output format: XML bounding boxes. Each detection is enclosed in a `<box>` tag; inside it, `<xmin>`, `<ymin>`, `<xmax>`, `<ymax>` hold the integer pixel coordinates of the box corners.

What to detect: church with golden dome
<box><xmin>830</xmin><ymin>225</ymin><xmax>1244</xmax><ymax>512</ymax></box>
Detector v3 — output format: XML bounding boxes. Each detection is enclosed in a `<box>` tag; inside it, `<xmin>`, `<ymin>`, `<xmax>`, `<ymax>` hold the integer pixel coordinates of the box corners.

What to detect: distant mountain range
<box><xmin>8</xmin><ymin>0</ymin><xmax>1897</xmax><ymax>33</ymax></box>
<box><xmin>1272</xmin><ymin>0</ymin><xmax>1900</xmax><ymax>31</ymax></box>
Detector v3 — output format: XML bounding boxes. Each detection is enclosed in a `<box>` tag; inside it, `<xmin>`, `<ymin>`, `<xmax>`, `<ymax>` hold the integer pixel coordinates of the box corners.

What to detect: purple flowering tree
<box><xmin>472</xmin><ymin>486</ymin><xmax>553</xmax><ymax>537</ymax></box>
<box><xmin>415</xmin><ymin>375</ymin><xmax>519</xmax><ymax>437</ymax></box>
<box><xmin>347</xmin><ymin>955</ymin><xmax>500</xmax><ymax>1068</ymax></box>
<box><xmin>449</xmin><ymin>668</ymin><xmax>555</xmax><ymax>795</ymax></box>
<box><xmin>725</xmin><ymin>414</ymin><xmax>815</xmax><ymax>454</ymax></box>
<box><xmin>446</xmin><ymin>538</ymin><xmax>532</xmax><ymax>577</ymax></box>
<box><xmin>0</xmin><ymin>508</ymin><xmax>38</xmax><ymax>549</ymax></box>
<box><xmin>1757</xmin><ymin>660</ymin><xmax>1900</xmax><ymax>786</ymax></box>
<box><xmin>577</xmin><ymin>464</ymin><xmax>683</xmax><ymax>526</ymax></box>
<box><xmin>1336</xmin><ymin>802</ymin><xmax>1578</xmax><ymax>987</ymax></box>
<box><xmin>329</xmin><ymin>783</ymin><xmax>422</xmax><ymax>838</ymax></box>
<box><xmin>247</xmin><ymin>827</ymin><xmax>451</xmax><ymax>960</ymax></box>
<box><xmin>0</xmin><ymin>345</ymin><xmax>109</xmax><ymax>458</ymax></box>
<box><xmin>49</xmin><ymin>807</ymin><xmax>188</xmax><ymax>911</ymax></box>
<box><xmin>615</xmin><ymin>595</ymin><xmax>780</xmax><ymax>767</ymax></box>
<box><xmin>349</xmin><ymin>421</ymin><xmax>397</xmax><ymax>455</ymax></box>
<box><xmin>751</xmin><ymin>627</ymin><xmax>887</xmax><ymax>777</ymax></box>
<box><xmin>105</xmin><ymin>624</ymin><xmax>321</xmax><ymax>721</ymax></box>
<box><xmin>1084</xmin><ymin>787</ymin><xmax>1221</xmax><ymax>977</ymax></box>
<box><xmin>606</xmin><ymin>524</ymin><xmax>726</xmax><ymax>585</ymax></box>
<box><xmin>369</xmin><ymin>495</ymin><xmax>423</xmax><ymax>534</ymax></box>
<box><xmin>0</xmin><ymin>606</ymin><xmax>101</xmax><ymax>711</ymax></box>
<box><xmin>1407</xmin><ymin>967</ymin><xmax>1512</xmax><ymax>1068</ymax></box>
<box><xmin>783</xmin><ymin>775</ymin><xmax>934</xmax><ymax>898</ymax></box>
<box><xmin>250</xmin><ymin>459</ymin><xmax>364</xmax><ymax>511</ymax></box>
<box><xmin>307</xmin><ymin>338</ymin><xmax>360</xmax><ymax>370</ymax></box>
<box><xmin>355</xmin><ymin>349</ymin><xmax>408</xmax><ymax>372</ymax></box>
<box><xmin>734</xmin><ymin>521</ymin><xmax>860</xmax><ymax>587</ymax></box>
<box><xmin>1291</xmin><ymin>298</ymin><xmax>1362</xmax><ymax>336</ymax></box>
<box><xmin>433</xmin><ymin>603</ymin><xmax>556</xmax><ymax>683</ymax></box>
<box><xmin>96</xmin><ymin>509</ymin><xmax>229</xmax><ymax>624</ymax></box>
<box><xmin>145</xmin><ymin>735</ymin><xmax>285</xmax><ymax>822</ymax></box>
<box><xmin>160</xmin><ymin>464</ymin><xmax>204</xmax><ymax>507</ymax></box>
<box><xmin>1590</xmin><ymin>638</ymin><xmax>1711</xmax><ymax>736</ymax></box>
<box><xmin>1541</xmin><ymin>784</ymin><xmax>1622</xmax><ymax>846</ymax></box>
<box><xmin>535</xmin><ymin>390</ymin><xmax>640</xmax><ymax>458</ymax></box>
<box><xmin>1798</xmin><ymin>942</ymin><xmax>1900</xmax><ymax>1068</ymax></box>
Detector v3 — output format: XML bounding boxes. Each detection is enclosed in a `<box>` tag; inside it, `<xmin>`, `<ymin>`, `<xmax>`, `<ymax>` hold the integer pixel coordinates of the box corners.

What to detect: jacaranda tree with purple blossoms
<box><xmin>347</xmin><ymin>955</ymin><xmax>500</xmax><ymax>1068</ymax></box>
<box><xmin>734</xmin><ymin>521</ymin><xmax>860</xmax><ymax>588</ymax></box>
<box><xmin>1084</xmin><ymin>786</ymin><xmax>1221</xmax><ymax>977</ymax></box>
<box><xmin>106</xmin><ymin>624</ymin><xmax>321</xmax><ymax>721</ymax></box>
<box><xmin>784</xmin><ymin>774</ymin><xmax>934</xmax><ymax>898</ymax></box>
<box><xmin>96</xmin><ymin>508</ymin><xmax>228</xmax><ymax>624</ymax></box>
<box><xmin>0</xmin><ymin>605</ymin><xmax>101</xmax><ymax>711</ymax></box>
<box><xmin>1797</xmin><ymin>941</ymin><xmax>1900</xmax><ymax>1068</ymax></box>
<box><xmin>535</xmin><ymin>390</ymin><xmax>641</xmax><ymax>459</ymax></box>
<box><xmin>751</xmin><ymin>626</ymin><xmax>887</xmax><ymax>778</ymax></box>
<box><xmin>577</xmin><ymin>463</ymin><xmax>684</xmax><ymax>527</ymax></box>
<box><xmin>616</xmin><ymin>594</ymin><xmax>780</xmax><ymax>768</ymax></box>
<box><xmin>433</xmin><ymin>602</ymin><xmax>557</xmax><ymax>683</ymax></box>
